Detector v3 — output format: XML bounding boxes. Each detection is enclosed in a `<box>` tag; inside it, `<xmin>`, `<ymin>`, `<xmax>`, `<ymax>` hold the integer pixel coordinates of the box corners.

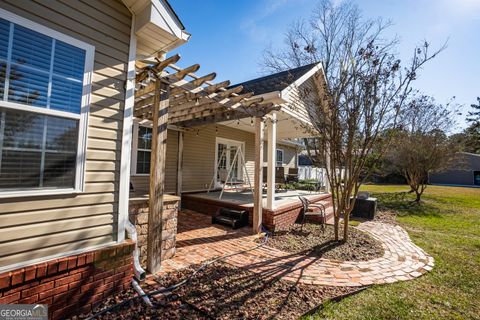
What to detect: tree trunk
<box><xmin>343</xmin><ymin>212</ymin><xmax>350</xmax><ymax>242</ymax></box>
<box><xmin>333</xmin><ymin>216</ymin><xmax>339</xmax><ymax>241</ymax></box>
<box><xmin>414</xmin><ymin>189</ymin><xmax>422</xmax><ymax>203</ymax></box>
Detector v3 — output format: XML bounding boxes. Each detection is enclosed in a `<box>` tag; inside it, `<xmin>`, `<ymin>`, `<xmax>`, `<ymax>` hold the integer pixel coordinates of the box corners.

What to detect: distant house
<box><xmin>429</xmin><ymin>152</ymin><xmax>480</xmax><ymax>186</ymax></box>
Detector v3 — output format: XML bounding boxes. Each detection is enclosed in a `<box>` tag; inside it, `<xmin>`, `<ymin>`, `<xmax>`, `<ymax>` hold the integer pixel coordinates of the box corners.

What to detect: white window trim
<box><xmin>0</xmin><ymin>8</ymin><xmax>95</xmax><ymax>198</ymax></box>
<box><xmin>276</xmin><ymin>148</ymin><xmax>284</xmax><ymax>167</ymax></box>
<box><xmin>214</xmin><ymin>137</ymin><xmax>245</xmax><ymax>186</ymax></box>
<box><xmin>131</xmin><ymin>120</ymin><xmax>152</xmax><ymax>176</ymax></box>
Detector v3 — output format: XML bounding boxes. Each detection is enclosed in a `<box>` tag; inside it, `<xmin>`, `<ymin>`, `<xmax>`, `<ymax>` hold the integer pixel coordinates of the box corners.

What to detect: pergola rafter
<box><xmin>134</xmin><ymin>55</ymin><xmax>278</xmax><ymax>126</ymax></box>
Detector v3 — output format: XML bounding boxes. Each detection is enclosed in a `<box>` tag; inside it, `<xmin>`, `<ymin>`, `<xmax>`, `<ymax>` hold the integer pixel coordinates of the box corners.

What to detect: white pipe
<box><xmin>131</xmin><ymin>279</ymin><xmax>153</xmax><ymax>307</ymax></box>
<box><xmin>126</xmin><ymin>221</ymin><xmax>147</xmax><ymax>281</ymax></box>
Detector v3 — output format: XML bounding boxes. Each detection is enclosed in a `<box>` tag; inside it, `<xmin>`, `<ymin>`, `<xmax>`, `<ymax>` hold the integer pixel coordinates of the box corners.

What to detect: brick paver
<box><xmin>157</xmin><ymin>210</ymin><xmax>434</xmax><ymax>287</ymax></box>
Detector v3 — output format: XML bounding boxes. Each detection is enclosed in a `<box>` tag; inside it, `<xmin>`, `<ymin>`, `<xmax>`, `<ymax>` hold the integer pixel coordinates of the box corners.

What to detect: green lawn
<box><xmin>308</xmin><ymin>184</ymin><xmax>480</xmax><ymax>320</ymax></box>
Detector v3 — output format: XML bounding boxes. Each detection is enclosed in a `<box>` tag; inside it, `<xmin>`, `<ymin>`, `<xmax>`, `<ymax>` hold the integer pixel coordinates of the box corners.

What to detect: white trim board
<box><xmin>118</xmin><ymin>15</ymin><xmax>137</xmax><ymax>243</ymax></box>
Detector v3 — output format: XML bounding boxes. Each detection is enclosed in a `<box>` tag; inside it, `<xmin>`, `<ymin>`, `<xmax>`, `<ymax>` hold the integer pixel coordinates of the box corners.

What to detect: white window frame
<box><xmin>276</xmin><ymin>148</ymin><xmax>284</xmax><ymax>167</ymax></box>
<box><xmin>131</xmin><ymin>121</ymin><xmax>152</xmax><ymax>176</ymax></box>
<box><xmin>0</xmin><ymin>8</ymin><xmax>94</xmax><ymax>198</ymax></box>
<box><xmin>214</xmin><ymin>137</ymin><xmax>245</xmax><ymax>186</ymax></box>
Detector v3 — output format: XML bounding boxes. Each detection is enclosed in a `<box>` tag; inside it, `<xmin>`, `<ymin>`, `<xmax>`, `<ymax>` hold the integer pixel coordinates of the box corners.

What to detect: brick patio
<box><xmin>156</xmin><ymin>210</ymin><xmax>434</xmax><ymax>287</ymax></box>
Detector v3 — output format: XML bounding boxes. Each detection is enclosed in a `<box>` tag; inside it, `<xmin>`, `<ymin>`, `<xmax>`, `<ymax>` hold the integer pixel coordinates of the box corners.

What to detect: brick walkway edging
<box><xmin>225</xmin><ymin>221</ymin><xmax>435</xmax><ymax>287</ymax></box>
<box><xmin>158</xmin><ymin>213</ymin><xmax>434</xmax><ymax>287</ymax></box>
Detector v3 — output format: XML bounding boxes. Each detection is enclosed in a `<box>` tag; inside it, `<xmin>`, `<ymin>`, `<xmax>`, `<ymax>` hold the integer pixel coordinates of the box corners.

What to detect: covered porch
<box><xmin>130</xmin><ymin>56</ymin><xmax>328</xmax><ymax>273</ymax></box>
<box><xmin>182</xmin><ymin>190</ymin><xmax>332</xmax><ymax>231</ymax></box>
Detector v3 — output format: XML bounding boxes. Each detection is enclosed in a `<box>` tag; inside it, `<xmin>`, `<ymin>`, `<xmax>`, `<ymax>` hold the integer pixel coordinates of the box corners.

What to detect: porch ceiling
<box><xmin>219</xmin><ymin>109</ymin><xmax>317</xmax><ymax>139</ymax></box>
<box><xmin>134</xmin><ymin>54</ymin><xmax>280</xmax><ymax>127</ymax></box>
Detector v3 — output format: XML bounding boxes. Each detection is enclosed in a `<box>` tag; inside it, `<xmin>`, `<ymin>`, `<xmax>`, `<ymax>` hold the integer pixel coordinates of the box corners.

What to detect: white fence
<box><xmin>298</xmin><ymin>166</ymin><xmax>345</xmax><ymax>186</ymax></box>
<box><xmin>298</xmin><ymin>166</ymin><xmax>326</xmax><ymax>182</ymax></box>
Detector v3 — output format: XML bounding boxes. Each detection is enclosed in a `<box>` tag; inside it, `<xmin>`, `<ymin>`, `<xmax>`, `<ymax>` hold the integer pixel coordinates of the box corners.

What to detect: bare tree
<box><xmin>263</xmin><ymin>0</ymin><xmax>445</xmax><ymax>241</ymax></box>
<box><xmin>388</xmin><ymin>95</ymin><xmax>457</xmax><ymax>203</ymax></box>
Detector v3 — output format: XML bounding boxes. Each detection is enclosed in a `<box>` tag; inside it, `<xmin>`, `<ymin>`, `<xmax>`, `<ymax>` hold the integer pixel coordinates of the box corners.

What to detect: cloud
<box><xmin>240</xmin><ymin>0</ymin><xmax>299</xmax><ymax>43</ymax></box>
<box><xmin>440</xmin><ymin>0</ymin><xmax>480</xmax><ymax>18</ymax></box>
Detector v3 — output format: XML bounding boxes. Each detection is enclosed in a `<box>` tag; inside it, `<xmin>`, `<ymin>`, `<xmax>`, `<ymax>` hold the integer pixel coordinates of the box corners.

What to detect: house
<box><xmin>429</xmin><ymin>152</ymin><xmax>480</xmax><ymax>186</ymax></box>
<box><xmin>0</xmin><ymin>0</ymin><xmax>189</xmax><ymax>318</ymax></box>
<box><xmin>0</xmin><ymin>0</ymin><xmax>330</xmax><ymax>317</ymax></box>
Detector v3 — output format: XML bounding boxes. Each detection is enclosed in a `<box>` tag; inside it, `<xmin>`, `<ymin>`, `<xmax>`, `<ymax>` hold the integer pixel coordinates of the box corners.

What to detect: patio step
<box><xmin>212</xmin><ymin>208</ymin><xmax>249</xmax><ymax>229</ymax></box>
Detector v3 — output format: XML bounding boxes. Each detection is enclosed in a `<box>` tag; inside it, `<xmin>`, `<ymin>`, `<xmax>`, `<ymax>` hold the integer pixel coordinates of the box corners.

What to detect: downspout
<box><xmin>119</xmin><ymin>13</ymin><xmax>152</xmax><ymax>305</ymax></box>
<box><xmin>126</xmin><ymin>221</ymin><xmax>146</xmax><ymax>281</ymax></box>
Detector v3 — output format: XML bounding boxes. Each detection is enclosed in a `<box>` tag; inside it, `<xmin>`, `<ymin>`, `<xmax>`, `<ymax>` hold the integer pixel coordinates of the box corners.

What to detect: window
<box><xmin>136</xmin><ymin>126</ymin><xmax>152</xmax><ymax>174</ymax></box>
<box><xmin>0</xmin><ymin>10</ymin><xmax>94</xmax><ymax>195</ymax></box>
<box><xmin>276</xmin><ymin>149</ymin><xmax>284</xmax><ymax>167</ymax></box>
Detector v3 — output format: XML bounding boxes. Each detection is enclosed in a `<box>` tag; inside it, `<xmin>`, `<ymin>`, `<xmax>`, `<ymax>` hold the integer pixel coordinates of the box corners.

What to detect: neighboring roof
<box><xmin>230</xmin><ymin>62</ymin><xmax>318</xmax><ymax>95</ymax></box>
<box><xmin>298</xmin><ymin>154</ymin><xmax>313</xmax><ymax>166</ymax></box>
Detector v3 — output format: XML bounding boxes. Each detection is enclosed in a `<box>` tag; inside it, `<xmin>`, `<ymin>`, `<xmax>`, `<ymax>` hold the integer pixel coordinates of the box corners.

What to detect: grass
<box><xmin>307</xmin><ymin>184</ymin><xmax>480</xmax><ymax>320</ymax></box>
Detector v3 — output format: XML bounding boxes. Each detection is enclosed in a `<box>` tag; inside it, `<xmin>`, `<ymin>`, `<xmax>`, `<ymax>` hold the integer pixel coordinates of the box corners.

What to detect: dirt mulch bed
<box><xmin>264</xmin><ymin>223</ymin><xmax>384</xmax><ymax>261</ymax></box>
<box><xmin>82</xmin><ymin>262</ymin><xmax>360</xmax><ymax>320</ymax></box>
<box><xmin>373</xmin><ymin>209</ymin><xmax>398</xmax><ymax>224</ymax></box>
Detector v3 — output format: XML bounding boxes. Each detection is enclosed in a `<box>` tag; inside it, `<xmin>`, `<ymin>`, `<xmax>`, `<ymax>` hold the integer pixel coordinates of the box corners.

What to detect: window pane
<box><xmin>46</xmin><ymin>116</ymin><xmax>78</xmax><ymax>152</ymax></box>
<box><xmin>8</xmin><ymin>64</ymin><xmax>49</xmax><ymax>107</ymax></box>
<box><xmin>50</xmin><ymin>76</ymin><xmax>83</xmax><ymax>113</ymax></box>
<box><xmin>43</xmin><ymin>152</ymin><xmax>76</xmax><ymax>188</ymax></box>
<box><xmin>137</xmin><ymin>126</ymin><xmax>152</xmax><ymax>150</ymax></box>
<box><xmin>136</xmin><ymin>150</ymin><xmax>150</xmax><ymax>174</ymax></box>
<box><xmin>0</xmin><ymin>18</ymin><xmax>10</xmax><ymax>60</ymax></box>
<box><xmin>0</xmin><ymin>150</ymin><xmax>41</xmax><ymax>188</ymax></box>
<box><xmin>3</xmin><ymin>109</ymin><xmax>44</xmax><ymax>149</ymax></box>
<box><xmin>54</xmin><ymin>40</ymin><xmax>85</xmax><ymax>80</ymax></box>
<box><xmin>11</xmin><ymin>24</ymin><xmax>52</xmax><ymax>72</ymax></box>
<box><xmin>0</xmin><ymin>108</ymin><xmax>78</xmax><ymax>190</ymax></box>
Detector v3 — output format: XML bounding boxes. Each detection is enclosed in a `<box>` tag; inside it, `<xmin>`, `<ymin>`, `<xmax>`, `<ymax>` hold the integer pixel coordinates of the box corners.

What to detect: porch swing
<box><xmin>208</xmin><ymin>145</ymin><xmax>253</xmax><ymax>229</ymax></box>
<box><xmin>207</xmin><ymin>145</ymin><xmax>254</xmax><ymax>199</ymax></box>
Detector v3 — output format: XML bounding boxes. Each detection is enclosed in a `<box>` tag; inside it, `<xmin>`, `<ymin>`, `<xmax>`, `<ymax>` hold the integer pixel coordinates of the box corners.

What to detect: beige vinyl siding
<box><xmin>263</xmin><ymin>144</ymin><xmax>298</xmax><ymax>170</ymax></box>
<box><xmin>0</xmin><ymin>0</ymin><xmax>131</xmax><ymax>268</ymax></box>
<box><xmin>283</xmin><ymin>78</ymin><xmax>318</xmax><ymax>125</ymax></box>
<box><xmin>278</xmin><ymin>145</ymin><xmax>298</xmax><ymax>171</ymax></box>
<box><xmin>130</xmin><ymin>129</ymin><xmax>179</xmax><ymax>194</ymax></box>
<box><xmin>182</xmin><ymin>124</ymin><xmax>256</xmax><ymax>192</ymax></box>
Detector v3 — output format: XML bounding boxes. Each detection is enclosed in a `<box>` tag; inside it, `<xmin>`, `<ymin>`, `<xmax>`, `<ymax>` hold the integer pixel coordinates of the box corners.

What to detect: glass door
<box><xmin>216</xmin><ymin>140</ymin><xmax>243</xmax><ymax>185</ymax></box>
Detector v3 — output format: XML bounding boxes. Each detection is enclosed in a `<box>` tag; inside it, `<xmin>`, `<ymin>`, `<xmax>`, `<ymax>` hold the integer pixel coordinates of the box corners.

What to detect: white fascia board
<box><xmin>123</xmin><ymin>0</ymin><xmax>190</xmax><ymax>55</ymax></box>
<box><xmin>280</xmin><ymin>62</ymin><xmax>325</xmax><ymax>99</ymax></box>
<box><xmin>251</xmin><ymin>91</ymin><xmax>286</xmax><ymax>104</ymax></box>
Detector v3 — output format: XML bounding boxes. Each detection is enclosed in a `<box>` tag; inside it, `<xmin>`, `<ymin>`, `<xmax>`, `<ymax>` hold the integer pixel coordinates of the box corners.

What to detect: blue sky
<box><xmin>169</xmin><ymin>0</ymin><xmax>480</xmax><ymax>130</ymax></box>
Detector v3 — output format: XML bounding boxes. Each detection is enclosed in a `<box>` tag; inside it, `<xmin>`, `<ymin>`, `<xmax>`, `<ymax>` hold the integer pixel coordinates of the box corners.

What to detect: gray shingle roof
<box><xmin>229</xmin><ymin>62</ymin><xmax>318</xmax><ymax>95</ymax></box>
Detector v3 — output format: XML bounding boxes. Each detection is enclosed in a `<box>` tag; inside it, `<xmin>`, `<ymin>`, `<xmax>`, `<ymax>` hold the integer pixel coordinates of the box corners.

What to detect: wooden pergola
<box><xmin>135</xmin><ymin>54</ymin><xmax>278</xmax><ymax>272</ymax></box>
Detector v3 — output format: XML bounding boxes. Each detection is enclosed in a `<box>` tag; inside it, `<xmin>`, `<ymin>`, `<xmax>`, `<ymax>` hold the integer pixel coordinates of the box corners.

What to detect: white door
<box><xmin>215</xmin><ymin>139</ymin><xmax>243</xmax><ymax>185</ymax></box>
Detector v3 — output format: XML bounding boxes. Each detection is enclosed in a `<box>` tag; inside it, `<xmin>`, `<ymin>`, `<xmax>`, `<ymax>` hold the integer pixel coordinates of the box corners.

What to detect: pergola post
<box><xmin>147</xmin><ymin>80</ymin><xmax>170</xmax><ymax>274</ymax></box>
<box><xmin>253</xmin><ymin>117</ymin><xmax>264</xmax><ymax>233</ymax></box>
<box><xmin>176</xmin><ymin>130</ymin><xmax>184</xmax><ymax>198</ymax></box>
<box><xmin>266</xmin><ymin>112</ymin><xmax>277</xmax><ymax>210</ymax></box>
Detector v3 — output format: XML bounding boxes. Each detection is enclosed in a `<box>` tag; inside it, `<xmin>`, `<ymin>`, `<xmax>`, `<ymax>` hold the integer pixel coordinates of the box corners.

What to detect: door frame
<box><xmin>214</xmin><ymin>137</ymin><xmax>245</xmax><ymax>187</ymax></box>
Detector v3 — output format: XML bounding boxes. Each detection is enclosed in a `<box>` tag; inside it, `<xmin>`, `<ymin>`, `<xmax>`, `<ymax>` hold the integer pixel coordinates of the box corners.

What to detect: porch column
<box><xmin>147</xmin><ymin>80</ymin><xmax>170</xmax><ymax>274</ymax></box>
<box><xmin>266</xmin><ymin>112</ymin><xmax>277</xmax><ymax>210</ymax></box>
<box><xmin>253</xmin><ymin>117</ymin><xmax>264</xmax><ymax>233</ymax></box>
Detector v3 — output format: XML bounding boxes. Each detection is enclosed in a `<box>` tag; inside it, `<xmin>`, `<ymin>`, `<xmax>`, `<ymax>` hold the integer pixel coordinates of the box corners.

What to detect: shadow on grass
<box><xmin>371</xmin><ymin>192</ymin><xmax>443</xmax><ymax>218</ymax></box>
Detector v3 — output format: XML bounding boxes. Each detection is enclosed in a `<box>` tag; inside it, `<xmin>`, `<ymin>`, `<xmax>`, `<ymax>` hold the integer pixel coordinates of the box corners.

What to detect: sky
<box><xmin>168</xmin><ymin>0</ymin><xmax>480</xmax><ymax>131</ymax></box>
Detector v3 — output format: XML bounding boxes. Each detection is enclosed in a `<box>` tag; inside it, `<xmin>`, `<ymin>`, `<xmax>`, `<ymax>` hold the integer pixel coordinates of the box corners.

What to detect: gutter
<box><xmin>252</xmin><ymin>91</ymin><xmax>286</xmax><ymax>105</ymax></box>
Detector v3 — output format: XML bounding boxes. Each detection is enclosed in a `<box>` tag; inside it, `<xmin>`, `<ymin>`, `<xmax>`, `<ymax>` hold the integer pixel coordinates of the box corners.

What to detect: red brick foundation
<box><xmin>0</xmin><ymin>241</ymin><xmax>134</xmax><ymax>319</ymax></box>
